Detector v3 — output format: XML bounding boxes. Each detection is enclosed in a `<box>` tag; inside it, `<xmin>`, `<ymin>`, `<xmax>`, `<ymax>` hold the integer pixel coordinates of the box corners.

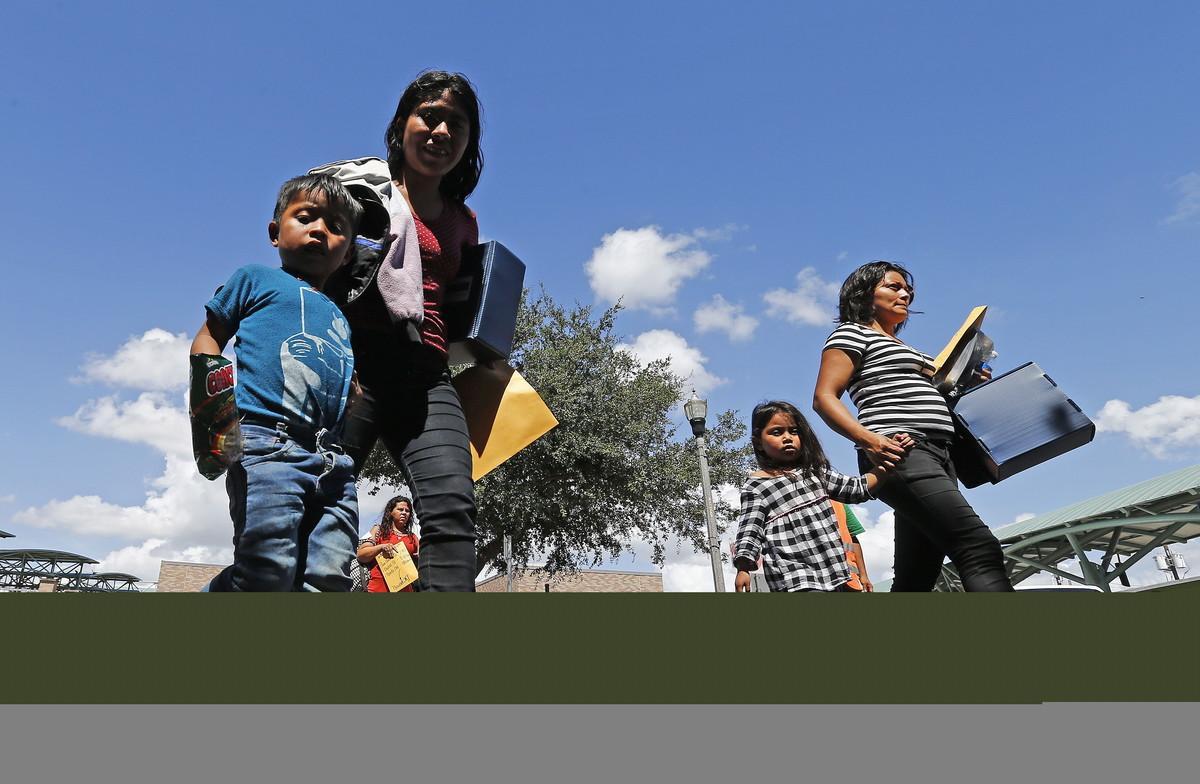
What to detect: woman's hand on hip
<box><xmin>859</xmin><ymin>432</ymin><xmax>910</xmax><ymax>468</ymax></box>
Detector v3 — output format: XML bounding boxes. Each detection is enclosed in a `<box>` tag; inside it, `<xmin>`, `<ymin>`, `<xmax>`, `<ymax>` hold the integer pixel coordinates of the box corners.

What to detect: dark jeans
<box><xmin>861</xmin><ymin>437</ymin><xmax>1014</xmax><ymax>592</ymax></box>
<box><xmin>344</xmin><ymin>338</ymin><xmax>477</xmax><ymax>592</ymax></box>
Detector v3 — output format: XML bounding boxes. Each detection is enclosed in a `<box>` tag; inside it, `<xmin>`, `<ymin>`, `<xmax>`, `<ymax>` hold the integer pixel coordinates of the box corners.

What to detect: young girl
<box><xmin>732</xmin><ymin>401</ymin><xmax>910</xmax><ymax>592</ymax></box>
<box><xmin>358</xmin><ymin>496</ymin><xmax>420</xmax><ymax>593</ymax></box>
<box><xmin>321</xmin><ymin>71</ymin><xmax>484</xmax><ymax>591</ymax></box>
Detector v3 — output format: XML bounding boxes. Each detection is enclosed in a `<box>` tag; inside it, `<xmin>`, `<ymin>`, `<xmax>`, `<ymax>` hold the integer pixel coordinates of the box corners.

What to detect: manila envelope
<box><xmin>453</xmin><ymin>363</ymin><xmax>559</xmax><ymax>481</ymax></box>
<box><xmin>378</xmin><ymin>545</ymin><xmax>419</xmax><ymax>592</ymax></box>
<box><xmin>932</xmin><ymin>305</ymin><xmax>988</xmax><ymax>374</ymax></box>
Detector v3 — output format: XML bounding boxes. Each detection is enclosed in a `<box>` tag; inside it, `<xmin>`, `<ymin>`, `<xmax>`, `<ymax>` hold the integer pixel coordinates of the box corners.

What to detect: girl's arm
<box><xmin>813</xmin><ymin>348</ymin><xmax>909</xmax><ymax>468</ymax></box>
<box><xmin>732</xmin><ymin>485</ymin><xmax>767</xmax><ymax>592</ymax></box>
<box><xmin>356</xmin><ymin>527</ymin><xmax>396</xmax><ymax>565</ymax></box>
<box><xmin>822</xmin><ymin>444</ymin><xmax>911</xmax><ymax>501</ymax></box>
<box><xmin>851</xmin><ymin>537</ymin><xmax>873</xmax><ymax>592</ymax></box>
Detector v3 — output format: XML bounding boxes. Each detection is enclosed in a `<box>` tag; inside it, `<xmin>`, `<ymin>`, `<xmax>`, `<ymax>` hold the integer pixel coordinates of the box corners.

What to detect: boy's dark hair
<box><xmin>751</xmin><ymin>400</ymin><xmax>830</xmax><ymax>475</ymax></box>
<box><xmin>384</xmin><ymin>70</ymin><xmax>484</xmax><ymax>204</ymax></box>
<box><xmin>378</xmin><ymin>495</ymin><xmax>413</xmax><ymax>540</ymax></box>
<box><xmin>837</xmin><ymin>260</ymin><xmax>916</xmax><ymax>334</ymax></box>
<box><xmin>272</xmin><ymin>173</ymin><xmax>364</xmax><ymax>232</ymax></box>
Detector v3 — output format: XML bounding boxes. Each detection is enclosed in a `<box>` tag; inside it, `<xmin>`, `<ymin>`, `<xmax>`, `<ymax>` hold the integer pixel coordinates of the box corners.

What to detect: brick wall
<box><xmin>157</xmin><ymin>561</ymin><xmax>226</xmax><ymax>592</ymax></box>
<box><xmin>476</xmin><ymin>569</ymin><xmax>662</xmax><ymax>592</ymax></box>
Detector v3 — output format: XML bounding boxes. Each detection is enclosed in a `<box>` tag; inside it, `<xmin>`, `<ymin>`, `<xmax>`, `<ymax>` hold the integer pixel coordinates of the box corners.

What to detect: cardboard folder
<box><xmin>452</xmin><ymin>363</ymin><xmax>559</xmax><ymax>481</ymax></box>
<box><xmin>931</xmin><ymin>306</ymin><xmax>989</xmax><ymax>394</ymax></box>
<box><xmin>378</xmin><ymin>545</ymin><xmax>419</xmax><ymax>592</ymax></box>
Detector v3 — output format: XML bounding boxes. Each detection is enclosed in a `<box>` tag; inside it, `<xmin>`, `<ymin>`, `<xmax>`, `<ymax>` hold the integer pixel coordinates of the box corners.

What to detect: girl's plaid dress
<box><xmin>732</xmin><ymin>467</ymin><xmax>872</xmax><ymax>592</ymax></box>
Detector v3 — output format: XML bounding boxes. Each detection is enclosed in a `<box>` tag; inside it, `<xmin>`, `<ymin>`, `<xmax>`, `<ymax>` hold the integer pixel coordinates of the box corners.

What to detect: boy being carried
<box><xmin>190</xmin><ymin>174</ymin><xmax>363</xmax><ymax>591</ymax></box>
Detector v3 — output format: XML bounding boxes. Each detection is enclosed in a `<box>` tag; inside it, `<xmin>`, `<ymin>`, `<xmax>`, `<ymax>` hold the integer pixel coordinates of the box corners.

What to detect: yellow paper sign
<box><xmin>453</xmin><ymin>364</ymin><xmax>559</xmax><ymax>481</ymax></box>
<box><xmin>378</xmin><ymin>545</ymin><xmax>418</xmax><ymax>592</ymax></box>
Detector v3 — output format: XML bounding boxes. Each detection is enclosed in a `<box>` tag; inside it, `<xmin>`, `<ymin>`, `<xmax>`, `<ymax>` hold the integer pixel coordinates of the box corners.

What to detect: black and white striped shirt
<box><xmin>822</xmin><ymin>323</ymin><xmax>955</xmax><ymax>438</ymax></box>
<box><xmin>732</xmin><ymin>468</ymin><xmax>870</xmax><ymax>592</ymax></box>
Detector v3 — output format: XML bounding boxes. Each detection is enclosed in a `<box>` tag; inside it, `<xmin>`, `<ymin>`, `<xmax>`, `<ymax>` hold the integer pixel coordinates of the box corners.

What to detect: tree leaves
<box><xmin>362</xmin><ymin>288</ymin><xmax>754</xmax><ymax>577</ymax></box>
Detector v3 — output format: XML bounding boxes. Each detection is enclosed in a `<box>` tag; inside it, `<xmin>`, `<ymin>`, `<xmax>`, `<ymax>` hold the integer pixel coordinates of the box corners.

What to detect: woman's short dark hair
<box><xmin>384</xmin><ymin>70</ymin><xmax>483</xmax><ymax>204</ymax></box>
<box><xmin>378</xmin><ymin>495</ymin><xmax>413</xmax><ymax>540</ymax></box>
<box><xmin>750</xmin><ymin>400</ymin><xmax>830</xmax><ymax>476</ymax></box>
<box><xmin>837</xmin><ymin>261</ymin><xmax>915</xmax><ymax>333</ymax></box>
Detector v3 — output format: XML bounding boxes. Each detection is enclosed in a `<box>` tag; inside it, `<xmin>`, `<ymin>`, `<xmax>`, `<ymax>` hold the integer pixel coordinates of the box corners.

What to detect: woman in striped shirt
<box><xmin>813</xmin><ymin>261</ymin><xmax>1013</xmax><ymax>592</ymax></box>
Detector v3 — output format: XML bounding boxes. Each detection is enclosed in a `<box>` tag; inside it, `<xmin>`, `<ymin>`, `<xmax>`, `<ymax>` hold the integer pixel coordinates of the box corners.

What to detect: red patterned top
<box><xmin>413</xmin><ymin>203</ymin><xmax>479</xmax><ymax>356</ymax></box>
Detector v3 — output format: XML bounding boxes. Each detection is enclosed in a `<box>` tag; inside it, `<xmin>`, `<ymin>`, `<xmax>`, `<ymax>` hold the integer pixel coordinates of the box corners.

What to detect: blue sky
<box><xmin>3</xmin><ymin>1</ymin><xmax>1199</xmax><ymax>588</ymax></box>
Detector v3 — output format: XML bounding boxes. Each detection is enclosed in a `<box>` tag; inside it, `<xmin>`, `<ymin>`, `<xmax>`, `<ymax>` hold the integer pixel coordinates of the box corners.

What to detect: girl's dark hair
<box><xmin>837</xmin><ymin>260</ymin><xmax>916</xmax><ymax>334</ymax></box>
<box><xmin>750</xmin><ymin>401</ymin><xmax>830</xmax><ymax>475</ymax></box>
<box><xmin>378</xmin><ymin>496</ymin><xmax>413</xmax><ymax>540</ymax></box>
<box><xmin>384</xmin><ymin>70</ymin><xmax>484</xmax><ymax>204</ymax></box>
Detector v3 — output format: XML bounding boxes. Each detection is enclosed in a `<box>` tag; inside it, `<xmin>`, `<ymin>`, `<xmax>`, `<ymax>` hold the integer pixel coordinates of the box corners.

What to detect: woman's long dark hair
<box><xmin>750</xmin><ymin>401</ymin><xmax>830</xmax><ymax>476</ymax></box>
<box><xmin>837</xmin><ymin>261</ymin><xmax>916</xmax><ymax>334</ymax></box>
<box><xmin>384</xmin><ymin>70</ymin><xmax>483</xmax><ymax>204</ymax></box>
<box><xmin>378</xmin><ymin>496</ymin><xmax>413</xmax><ymax>540</ymax></box>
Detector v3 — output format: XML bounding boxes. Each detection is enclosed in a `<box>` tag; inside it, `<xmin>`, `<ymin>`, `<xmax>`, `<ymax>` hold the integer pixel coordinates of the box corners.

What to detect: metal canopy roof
<box><xmin>879</xmin><ymin>464</ymin><xmax>1200</xmax><ymax>592</ymax></box>
<box><xmin>994</xmin><ymin>464</ymin><xmax>1200</xmax><ymax>541</ymax></box>
<box><xmin>0</xmin><ymin>548</ymin><xmax>99</xmax><ymax>564</ymax></box>
<box><xmin>993</xmin><ymin>464</ymin><xmax>1200</xmax><ymax>591</ymax></box>
<box><xmin>0</xmin><ymin>530</ymin><xmax>12</xmax><ymax>538</ymax></box>
<box><xmin>0</xmin><ymin>549</ymin><xmax>140</xmax><ymax>592</ymax></box>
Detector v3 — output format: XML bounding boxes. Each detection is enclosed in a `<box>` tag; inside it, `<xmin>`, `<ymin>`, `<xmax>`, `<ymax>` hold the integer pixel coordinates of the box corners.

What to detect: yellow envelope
<box><xmin>378</xmin><ymin>545</ymin><xmax>418</xmax><ymax>592</ymax></box>
<box><xmin>453</xmin><ymin>364</ymin><xmax>559</xmax><ymax>481</ymax></box>
<box><xmin>932</xmin><ymin>305</ymin><xmax>988</xmax><ymax>373</ymax></box>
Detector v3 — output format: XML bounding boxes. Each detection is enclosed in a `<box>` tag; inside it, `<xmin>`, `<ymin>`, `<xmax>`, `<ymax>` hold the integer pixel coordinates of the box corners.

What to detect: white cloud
<box><xmin>585</xmin><ymin>226</ymin><xmax>712</xmax><ymax>312</ymax></box>
<box><xmin>15</xmin><ymin>452</ymin><xmax>233</xmax><ymax>544</ymax></box>
<box><xmin>0</xmin><ymin>494</ymin><xmax>14</xmax><ymax>503</ymax></box>
<box><xmin>96</xmin><ymin>538</ymin><xmax>234</xmax><ymax>581</ymax></box>
<box><xmin>693</xmin><ymin>295</ymin><xmax>759</xmax><ymax>342</ymax></box>
<box><xmin>762</xmin><ymin>267</ymin><xmax>839</xmax><ymax>326</ymax></box>
<box><xmin>856</xmin><ymin>508</ymin><xmax>896</xmax><ymax>586</ymax></box>
<box><xmin>57</xmin><ymin>392</ymin><xmax>192</xmax><ymax>458</ymax></box>
<box><xmin>1095</xmin><ymin>395</ymin><xmax>1200</xmax><ymax>458</ymax></box>
<box><xmin>618</xmin><ymin>329</ymin><xmax>725</xmax><ymax>395</ymax></box>
<box><xmin>77</xmin><ymin>329</ymin><xmax>191</xmax><ymax>391</ymax></box>
<box><xmin>691</xmin><ymin>223</ymin><xmax>745</xmax><ymax>242</ymax></box>
<box><xmin>1164</xmin><ymin>171</ymin><xmax>1200</xmax><ymax>224</ymax></box>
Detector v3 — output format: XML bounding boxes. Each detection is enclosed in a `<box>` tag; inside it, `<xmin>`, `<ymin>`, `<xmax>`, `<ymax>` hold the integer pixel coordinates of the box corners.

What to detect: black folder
<box><xmin>444</xmin><ymin>241</ymin><xmax>527</xmax><ymax>365</ymax></box>
<box><xmin>949</xmin><ymin>362</ymin><xmax>1095</xmax><ymax>487</ymax></box>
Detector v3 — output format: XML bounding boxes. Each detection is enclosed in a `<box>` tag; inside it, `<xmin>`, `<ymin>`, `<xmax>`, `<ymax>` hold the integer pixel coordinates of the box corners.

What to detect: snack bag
<box><xmin>189</xmin><ymin>353</ymin><xmax>243</xmax><ymax>480</ymax></box>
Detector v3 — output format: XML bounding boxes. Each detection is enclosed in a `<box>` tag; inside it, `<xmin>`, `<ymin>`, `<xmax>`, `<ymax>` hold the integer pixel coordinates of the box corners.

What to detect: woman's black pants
<box><xmin>343</xmin><ymin>339</ymin><xmax>477</xmax><ymax>592</ymax></box>
<box><xmin>860</xmin><ymin>437</ymin><xmax>1014</xmax><ymax>592</ymax></box>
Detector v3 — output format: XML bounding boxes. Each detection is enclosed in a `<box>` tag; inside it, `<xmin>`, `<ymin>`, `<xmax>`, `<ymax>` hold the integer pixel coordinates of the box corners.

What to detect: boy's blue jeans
<box><xmin>205</xmin><ymin>422</ymin><xmax>358</xmax><ymax>592</ymax></box>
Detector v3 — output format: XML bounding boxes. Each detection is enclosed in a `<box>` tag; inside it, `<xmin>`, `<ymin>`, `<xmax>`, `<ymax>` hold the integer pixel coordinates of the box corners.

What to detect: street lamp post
<box><xmin>684</xmin><ymin>391</ymin><xmax>725</xmax><ymax>592</ymax></box>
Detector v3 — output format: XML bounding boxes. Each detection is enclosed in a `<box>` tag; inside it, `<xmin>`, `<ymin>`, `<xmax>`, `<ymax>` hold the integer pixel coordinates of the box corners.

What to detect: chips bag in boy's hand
<box><xmin>189</xmin><ymin>353</ymin><xmax>243</xmax><ymax>480</ymax></box>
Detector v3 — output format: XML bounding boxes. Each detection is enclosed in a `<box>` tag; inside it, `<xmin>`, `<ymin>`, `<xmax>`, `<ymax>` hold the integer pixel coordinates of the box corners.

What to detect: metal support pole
<box><xmin>1163</xmin><ymin>545</ymin><xmax>1181</xmax><ymax>580</ymax></box>
<box><xmin>504</xmin><ymin>534</ymin><xmax>513</xmax><ymax>593</ymax></box>
<box><xmin>1065</xmin><ymin>532</ymin><xmax>1109</xmax><ymax>591</ymax></box>
<box><xmin>695</xmin><ymin>434</ymin><xmax>725</xmax><ymax>592</ymax></box>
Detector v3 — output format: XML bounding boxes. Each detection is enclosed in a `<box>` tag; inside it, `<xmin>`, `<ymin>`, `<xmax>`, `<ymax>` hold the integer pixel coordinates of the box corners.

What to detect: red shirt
<box><xmin>366</xmin><ymin>527</ymin><xmax>419</xmax><ymax>593</ymax></box>
<box><xmin>413</xmin><ymin>204</ymin><xmax>479</xmax><ymax>356</ymax></box>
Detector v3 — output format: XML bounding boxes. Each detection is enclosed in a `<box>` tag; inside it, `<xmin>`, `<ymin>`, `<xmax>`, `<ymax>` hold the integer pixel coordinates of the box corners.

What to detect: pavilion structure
<box><xmin>0</xmin><ymin>548</ymin><xmax>141</xmax><ymax>592</ymax></box>
<box><xmin>930</xmin><ymin>464</ymin><xmax>1200</xmax><ymax>592</ymax></box>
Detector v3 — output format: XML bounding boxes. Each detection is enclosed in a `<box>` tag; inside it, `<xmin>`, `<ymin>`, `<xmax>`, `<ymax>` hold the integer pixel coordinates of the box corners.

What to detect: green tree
<box><xmin>359</xmin><ymin>289</ymin><xmax>753</xmax><ymax>577</ymax></box>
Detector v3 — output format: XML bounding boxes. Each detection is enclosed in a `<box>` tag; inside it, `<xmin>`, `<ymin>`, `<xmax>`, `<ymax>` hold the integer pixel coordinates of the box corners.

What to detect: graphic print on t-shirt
<box><xmin>280</xmin><ymin>287</ymin><xmax>352</xmax><ymax>425</ymax></box>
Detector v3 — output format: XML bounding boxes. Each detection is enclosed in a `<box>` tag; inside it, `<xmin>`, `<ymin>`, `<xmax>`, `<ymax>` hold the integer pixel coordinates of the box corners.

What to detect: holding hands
<box><xmin>859</xmin><ymin>431</ymin><xmax>915</xmax><ymax>470</ymax></box>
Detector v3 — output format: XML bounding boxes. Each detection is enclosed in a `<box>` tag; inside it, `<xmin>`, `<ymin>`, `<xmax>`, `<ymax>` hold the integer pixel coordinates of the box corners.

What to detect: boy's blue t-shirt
<box><xmin>206</xmin><ymin>265</ymin><xmax>354</xmax><ymax>432</ymax></box>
